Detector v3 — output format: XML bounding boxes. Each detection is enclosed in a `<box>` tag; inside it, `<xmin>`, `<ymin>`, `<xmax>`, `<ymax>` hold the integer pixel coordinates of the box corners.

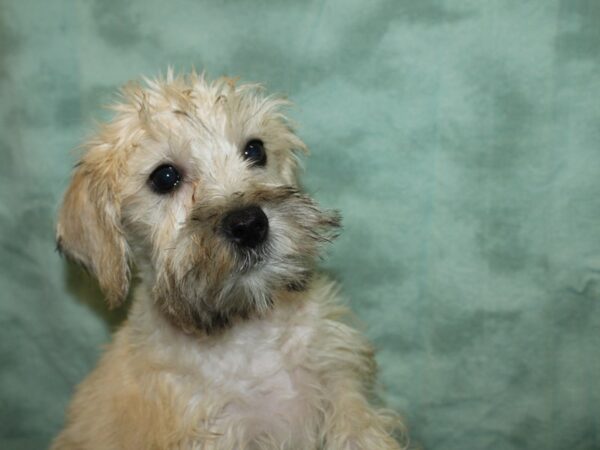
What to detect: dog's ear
<box><xmin>56</xmin><ymin>150</ymin><xmax>130</xmax><ymax>308</ymax></box>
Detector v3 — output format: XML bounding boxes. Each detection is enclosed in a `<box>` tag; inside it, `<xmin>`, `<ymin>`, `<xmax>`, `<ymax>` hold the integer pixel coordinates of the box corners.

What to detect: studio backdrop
<box><xmin>1</xmin><ymin>1</ymin><xmax>599</xmax><ymax>449</ymax></box>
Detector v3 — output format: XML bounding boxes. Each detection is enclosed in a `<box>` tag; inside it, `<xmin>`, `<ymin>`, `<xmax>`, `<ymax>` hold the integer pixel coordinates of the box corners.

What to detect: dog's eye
<box><xmin>242</xmin><ymin>139</ymin><xmax>267</xmax><ymax>167</ymax></box>
<box><xmin>149</xmin><ymin>164</ymin><xmax>182</xmax><ymax>194</ymax></box>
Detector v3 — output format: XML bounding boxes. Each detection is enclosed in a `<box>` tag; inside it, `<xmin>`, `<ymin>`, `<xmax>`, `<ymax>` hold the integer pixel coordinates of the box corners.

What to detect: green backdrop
<box><xmin>1</xmin><ymin>1</ymin><xmax>599</xmax><ymax>449</ymax></box>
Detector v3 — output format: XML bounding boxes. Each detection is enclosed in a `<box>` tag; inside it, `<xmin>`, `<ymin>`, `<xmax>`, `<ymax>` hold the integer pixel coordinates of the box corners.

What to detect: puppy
<box><xmin>53</xmin><ymin>71</ymin><xmax>406</xmax><ymax>450</ymax></box>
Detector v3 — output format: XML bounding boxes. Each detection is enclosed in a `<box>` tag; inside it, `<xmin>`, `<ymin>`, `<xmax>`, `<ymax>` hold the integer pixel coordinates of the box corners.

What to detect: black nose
<box><xmin>222</xmin><ymin>205</ymin><xmax>269</xmax><ymax>248</ymax></box>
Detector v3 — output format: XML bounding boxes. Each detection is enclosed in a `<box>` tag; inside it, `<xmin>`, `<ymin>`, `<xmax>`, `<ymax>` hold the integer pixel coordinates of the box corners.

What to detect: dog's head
<box><xmin>56</xmin><ymin>72</ymin><xmax>340</xmax><ymax>334</ymax></box>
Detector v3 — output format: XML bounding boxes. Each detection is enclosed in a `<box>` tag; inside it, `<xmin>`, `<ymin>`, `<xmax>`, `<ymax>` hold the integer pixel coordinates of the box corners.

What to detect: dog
<box><xmin>52</xmin><ymin>70</ymin><xmax>406</xmax><ymax>450</ymax></box>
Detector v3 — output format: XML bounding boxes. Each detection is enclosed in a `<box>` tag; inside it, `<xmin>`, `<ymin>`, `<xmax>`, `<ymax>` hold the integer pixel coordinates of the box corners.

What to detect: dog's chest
<box><xmin>175</xmin><ymin>313</ymin><xmax>321</xmax><ymax>445</ymax></box>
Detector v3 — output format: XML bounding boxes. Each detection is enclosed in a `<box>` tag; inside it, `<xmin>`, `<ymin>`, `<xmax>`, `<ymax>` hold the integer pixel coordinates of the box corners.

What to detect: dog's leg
<box><xmin>310</xmin><ymin>292</ymin><xmax>408</xmax><ymax>450</ymax></box>
<box><xmin>320</xmin><ymin>378</ymin><xmax>407</xmax><ymax>450</ymax></box>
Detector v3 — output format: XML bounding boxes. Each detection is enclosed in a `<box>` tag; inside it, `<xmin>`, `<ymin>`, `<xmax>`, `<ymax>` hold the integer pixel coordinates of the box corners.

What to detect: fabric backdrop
<box><xmin>1</xmin><ymin>1</ymin><xmax>599</xmax><ymax>449</ymax></box>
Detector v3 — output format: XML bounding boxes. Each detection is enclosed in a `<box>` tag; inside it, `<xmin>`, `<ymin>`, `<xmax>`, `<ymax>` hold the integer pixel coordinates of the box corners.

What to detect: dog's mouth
<box><xmin>153</xmin><ymin>186</ymin><xmax>341</xmax><ymax>334</ymax></box>
<box><xmin>235</xmin><ymin>245</ymin><xmax>269</xmax><ymax>273</ymax></box>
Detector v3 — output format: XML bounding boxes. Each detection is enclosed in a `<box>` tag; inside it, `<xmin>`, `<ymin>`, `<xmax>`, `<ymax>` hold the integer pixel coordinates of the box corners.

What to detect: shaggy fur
<box><xmin>53</xmin><ymin>70</ymin><xmax>407</xmax><ymax>449</ymax></box>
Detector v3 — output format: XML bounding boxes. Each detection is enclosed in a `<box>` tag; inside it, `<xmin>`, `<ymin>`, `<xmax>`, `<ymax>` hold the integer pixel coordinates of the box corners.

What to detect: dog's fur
<box><xmin>52</xmin><ymin>70</ymin><xmax>406</xmax><ymax>450</ymax></box>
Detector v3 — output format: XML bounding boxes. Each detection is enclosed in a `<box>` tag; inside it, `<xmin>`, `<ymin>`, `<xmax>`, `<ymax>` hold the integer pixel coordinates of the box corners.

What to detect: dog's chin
<box><xmin>153</xmin><ymin>250</ymin><xmax>312</xmax><ymax>335</ymax></box>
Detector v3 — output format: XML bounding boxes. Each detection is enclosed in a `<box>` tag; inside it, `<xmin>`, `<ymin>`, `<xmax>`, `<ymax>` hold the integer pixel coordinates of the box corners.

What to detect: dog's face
<box><xmin>57</xmin><ymin>73</ymin><xmax>340</xmax><ymax>333</ymax></box>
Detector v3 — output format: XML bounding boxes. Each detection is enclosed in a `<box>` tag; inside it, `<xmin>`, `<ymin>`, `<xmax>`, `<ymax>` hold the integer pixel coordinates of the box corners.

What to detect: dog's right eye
<box><xmin>149</xmin><ymin>164</ymin><xmax>182</xmax><ymax>194</ymax></box>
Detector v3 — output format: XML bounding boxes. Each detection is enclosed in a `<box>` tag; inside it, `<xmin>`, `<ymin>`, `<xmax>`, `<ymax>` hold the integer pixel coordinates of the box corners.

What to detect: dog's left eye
<box><xmin>149</xmin><ymin>164</ymin><xmax>182</xmax><ymax>194</ymax></box>
<box><xmin>243</xmin><ymin>139</ymin><xmax>267</xmax><ymax>167</ymax></box>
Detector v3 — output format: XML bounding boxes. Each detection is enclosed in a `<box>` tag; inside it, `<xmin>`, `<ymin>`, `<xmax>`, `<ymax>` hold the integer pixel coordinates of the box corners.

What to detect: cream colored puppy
<box><xmin>53</xmin><ymin>71</ymin><xmax>406</xmax><ymax>450</ymax></box>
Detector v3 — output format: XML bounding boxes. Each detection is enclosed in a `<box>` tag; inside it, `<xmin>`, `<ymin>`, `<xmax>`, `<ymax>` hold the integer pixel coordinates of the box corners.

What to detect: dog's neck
<box><xmin>126</xmin><ymin>281</ymin><xmax>306</xmax><ymax>344</ymax></box>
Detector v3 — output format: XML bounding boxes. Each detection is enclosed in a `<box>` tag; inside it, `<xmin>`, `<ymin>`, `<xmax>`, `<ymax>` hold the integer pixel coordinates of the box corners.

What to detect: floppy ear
<box><xmin>56</xmin><ymin>155</ymin><xmax>130</xmax><ymax>308</ymax></box>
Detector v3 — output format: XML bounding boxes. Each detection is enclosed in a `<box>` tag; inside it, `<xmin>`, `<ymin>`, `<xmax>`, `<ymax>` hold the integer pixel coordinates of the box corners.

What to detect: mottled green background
<box><xmin>1</xmin><ymin>1</ymin><xmax>599</xmax><ymax>449</ymax></box>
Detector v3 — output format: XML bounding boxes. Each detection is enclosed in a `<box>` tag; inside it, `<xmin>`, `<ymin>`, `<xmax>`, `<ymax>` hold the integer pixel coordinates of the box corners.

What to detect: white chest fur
<box><xmin>134</xmin><ymin>297</ymin><xmax>323</xmax><ymax>449</ymax></box>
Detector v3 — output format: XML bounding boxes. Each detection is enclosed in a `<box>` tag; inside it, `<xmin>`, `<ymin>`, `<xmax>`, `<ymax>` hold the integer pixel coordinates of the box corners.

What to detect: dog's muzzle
<box><xmin>221</xmin><ymin>205</ymin><xmax>269</xmax><ymax>249</ymax></box>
